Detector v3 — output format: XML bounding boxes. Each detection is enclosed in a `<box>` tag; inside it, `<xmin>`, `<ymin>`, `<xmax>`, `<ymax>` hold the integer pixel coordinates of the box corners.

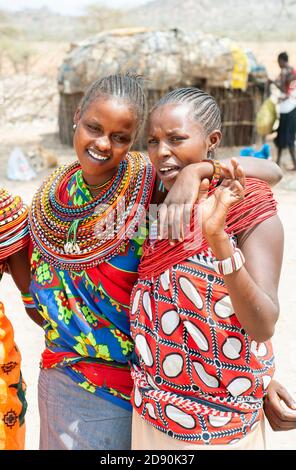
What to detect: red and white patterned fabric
<box><xmin>130</xmin><ymin>244</ymin><xmax>274</xmax><ymax>445</ymax></box>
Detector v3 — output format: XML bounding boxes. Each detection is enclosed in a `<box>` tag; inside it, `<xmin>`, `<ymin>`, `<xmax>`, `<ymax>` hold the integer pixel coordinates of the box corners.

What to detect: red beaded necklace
<box><xmin>139</xmin><ymin>178</ymin><xmax>277</xmax><ymax>279</ymax></box>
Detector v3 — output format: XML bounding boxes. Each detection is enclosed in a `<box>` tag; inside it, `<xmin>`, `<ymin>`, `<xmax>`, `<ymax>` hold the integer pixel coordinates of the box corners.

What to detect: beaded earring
<box><xmin>73</xmin><ymin>124</ymin><xmax>77</xmax><ymax>130</ymax></box>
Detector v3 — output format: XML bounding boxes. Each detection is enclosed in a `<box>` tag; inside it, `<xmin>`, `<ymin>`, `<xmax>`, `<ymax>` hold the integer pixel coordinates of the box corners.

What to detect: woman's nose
<box><xmin>95</xmin><ymin>135</ymin><xmax>111</xmax><ymax>152</ymax></box>
<box><xmin>158</xmin><ymin>141</ymin><xmax>171</xmax><ymax>158</ymax></box>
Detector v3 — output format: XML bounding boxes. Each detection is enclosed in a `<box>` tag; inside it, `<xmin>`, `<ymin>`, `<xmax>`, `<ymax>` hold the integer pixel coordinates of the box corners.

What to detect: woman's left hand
<box><xmin>264</xmin><ymin>380</ymin><xmax>296</xmax><ymax>431</ymax></box>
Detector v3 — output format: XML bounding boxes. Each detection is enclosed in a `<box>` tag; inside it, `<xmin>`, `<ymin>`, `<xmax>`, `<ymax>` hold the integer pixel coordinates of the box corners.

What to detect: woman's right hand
<box><xmin>157</xmin><ymin>158</ymin><xmax>245</xmax><ymax>244</ymax></box>
<box><xmin>198</xmin><ymin>161</ymin><xmax>245</xmax><ymax>245</ymax></box>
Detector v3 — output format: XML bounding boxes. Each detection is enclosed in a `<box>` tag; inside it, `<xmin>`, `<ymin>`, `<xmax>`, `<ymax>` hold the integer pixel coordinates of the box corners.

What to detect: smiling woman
<box><xmin>73</xmin><ymin>98</ymin><xmax>138</xmax><ymax>188</ymax></box>
<box><xmin>28</xmin><ymin>73</ymin><xmax>157</xmax><ymax>450</ymax></box>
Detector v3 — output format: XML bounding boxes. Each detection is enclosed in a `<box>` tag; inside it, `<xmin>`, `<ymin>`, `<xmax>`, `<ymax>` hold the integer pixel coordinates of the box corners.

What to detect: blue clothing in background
<box><xmin>240</xmin><ymin>143</ymin><xmax>270</xmax><ymax>159</ymax></box>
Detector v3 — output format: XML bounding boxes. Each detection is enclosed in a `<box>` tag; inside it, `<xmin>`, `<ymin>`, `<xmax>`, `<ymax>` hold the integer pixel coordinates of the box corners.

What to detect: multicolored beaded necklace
<box><xmin>29</xmin><ymin>153</ymin><xmax>155</xmax><ymax>271</ymax></box>
<box><xmin>0</xmin><ymin>188</ymin><xmax>30</xmax><ymax>260</ymax></box>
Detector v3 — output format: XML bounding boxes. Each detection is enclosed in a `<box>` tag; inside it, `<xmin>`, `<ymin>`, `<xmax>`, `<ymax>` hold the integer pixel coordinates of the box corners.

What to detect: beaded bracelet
<box><xmin>202</xmin><ymin>159</ymin><xmax>222</xmax><ymax>188</ymax></box>
<box><xmin>21</xmin><ymin>292</ymin><xmax>36</xmax><ymax>309</ymax></box>
<box><xmin>213</xmin><ymin>247</ymin><xmax>245</xmax><ymax>276</ymax></box>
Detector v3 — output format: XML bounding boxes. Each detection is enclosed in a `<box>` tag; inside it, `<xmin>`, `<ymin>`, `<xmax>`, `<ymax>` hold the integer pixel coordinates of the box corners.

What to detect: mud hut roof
<box><xmin>58</xmin><ymin>28</ymin><xmax>267</xmax><ymax>148</ymax></box>
<box><xmin>58</xmin><ymin>28</ymin><xmax>236</xmax><ymax>94</ymax></box>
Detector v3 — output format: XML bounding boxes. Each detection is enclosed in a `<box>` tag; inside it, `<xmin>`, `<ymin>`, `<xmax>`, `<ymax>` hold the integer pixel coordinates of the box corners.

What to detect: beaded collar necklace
<box><xmin>29</xmin><ymin>153</ymin><xmax>155</xmax><ymax>271</ymax></box>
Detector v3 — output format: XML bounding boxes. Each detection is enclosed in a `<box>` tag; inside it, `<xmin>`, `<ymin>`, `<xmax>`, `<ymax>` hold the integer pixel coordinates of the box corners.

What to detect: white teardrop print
<box><xmin>146</xmin><ymin>403</ymin><xmax>157</xmax><ymax>419</ymax></box>
<box><xmin>257</xmin><ymin>343</ymin><xmax>268</xmax><ymax>357</ymax></box>
<box><xmin>250</xmin><ymin>341</ymin><xmax>258</xmax><ymax>356</ymax></box>
<box><xmin>250</xmin><ymin>341</ymin><xmax>267</xmax><ymax>358</ymax></box>
<box><xmin>193</xmin><ymin>362</ymin><xmax>219</xmax><ymax>388</ymax></box>
<box><xmin>160</xmin><ymin>270</ymin><xmax>170</xmax><ymax>291</ymax></box>
<box><xmin>135</xmin><ymin>334</ymin><xmax>153</xmax><ymax>367</ymax></box>
<box><xmin>131</xmin><ymin>289</ymin><xmax>141</xmax><ymax>316</ymax></box>
<box><xmin>183</xmin><ymin>321</ymin><xmax>209</xmax><ymax>351</ymax></box>
<box><xmin>222</xmin><ymin>337</ymin><xmax>243</xmax><ymax>360</ymax></box>
<box><xmin>179</xmin><ymin>276</ymin><xmax>203</xmax><ymax>309</ymax></box>
<box><xmin>143</xmin><ymin>291</ymin><xmax>152</xmax><ymax>321</ymax></box>
<box><xmin>208</xmin><ymin>414</ymin><xmax>232</xmax><ymax>428</ymax></box>
<box><xmin>165</xmin><ymin>405</ymin><xmax>196</xmax><ymax>429</ymax></box>
<box><xmin>229</xmin><ymin>438</ymin><xmax>240</xmax><ymax>445</ymax></box>
<box><xmin>214</xmin><ymin>296</ymin><xmax>234</xmax><ymax>318</ymax></box>
<box><xmin>162</xmin><ymin>354</ymin><xmax>184</xmax><ymax>378</ymax></box>
<box><xmin>262</xmin><ymin>375</ymin><xmax>272</xmax><ymax>390</ymax></box>
<box><xmin>161</xmin><ymin>310</ymin><xmax>180</xmax><ymax>336</ymax></box>
<box><xmin>227</xmin><ymin>377</ymin><xmax>252</xmax><ymax>397</ymax></box>
<box><xmin>134</xmin><ymin>386</ymin><xmax>142</xmax><ymax>407</ymax></box>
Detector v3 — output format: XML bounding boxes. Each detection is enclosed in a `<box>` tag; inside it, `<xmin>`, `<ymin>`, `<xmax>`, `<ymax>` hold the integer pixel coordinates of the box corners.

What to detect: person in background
<box><xmin>271</xmin><ymin>52</ymin><xmax>296</xmax><ymax>170</ymax></box>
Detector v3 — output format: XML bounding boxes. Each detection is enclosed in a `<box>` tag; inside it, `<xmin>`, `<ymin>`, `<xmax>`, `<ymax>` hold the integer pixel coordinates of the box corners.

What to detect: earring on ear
<box><xmin>73</xmin><ymin>124</ymin><xmax>77</xmax><ymax>130</ymax></box>
<box><xmin>207</xmin><ymin>149</ymin><xmax>213</xmax><ymax>159</ymax></box>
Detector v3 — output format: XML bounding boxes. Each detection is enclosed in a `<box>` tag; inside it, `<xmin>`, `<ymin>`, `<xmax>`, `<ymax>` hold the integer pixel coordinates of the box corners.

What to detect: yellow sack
<box><xmin>231</xmin><ymin>45</ymin><xmax>248</xmax><ymax>91</ymax></box>
<box><xmin>256</xmin><ymin>99</ymin><xmax>277</xmax><ymax>136</ymax></box>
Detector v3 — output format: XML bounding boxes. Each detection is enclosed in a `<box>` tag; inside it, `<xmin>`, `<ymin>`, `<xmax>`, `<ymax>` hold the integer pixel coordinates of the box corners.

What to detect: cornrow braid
<box><xmin>152</xmin><ymin>87</ymin><xmax>221</xmax><ymax>136</ymax></box>
<box><xmin>80</xmin><ymin>72</ymin><xmax>147</xmax><ymax>135</ymax></box>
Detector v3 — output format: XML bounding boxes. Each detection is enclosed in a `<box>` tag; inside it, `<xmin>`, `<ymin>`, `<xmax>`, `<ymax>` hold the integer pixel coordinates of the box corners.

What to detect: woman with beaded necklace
<box><xmin>130</xmin><ymin>87</ymin><xmax>285</xmax><ymax>450</ymax></box>
<box><xmin>28</xmin><ymin>74</ymin><xmax>285</xmax><ymax>450</ymax></box>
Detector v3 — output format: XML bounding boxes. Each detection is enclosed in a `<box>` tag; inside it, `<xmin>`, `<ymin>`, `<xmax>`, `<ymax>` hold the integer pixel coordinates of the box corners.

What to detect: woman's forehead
<box><xmin>84</xmin><ymin>96</ymin><xmax>137</xmax><ymax>127</ymax></box>
<box><xmin>149</xmin><ymin>103</ymin><xmax>198</xmax><ymax>130</ymax></box>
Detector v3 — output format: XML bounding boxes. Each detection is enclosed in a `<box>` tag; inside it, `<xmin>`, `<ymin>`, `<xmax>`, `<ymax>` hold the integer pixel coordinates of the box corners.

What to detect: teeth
<box><xmin>160</xmin><ymin>167</ymin><xmax>178</xmax><ymax>173</ymax></box>
<box><xmin>88</xmin><ymin>149</ymin><xmax>109</xmax><ymax>161</ymax></box>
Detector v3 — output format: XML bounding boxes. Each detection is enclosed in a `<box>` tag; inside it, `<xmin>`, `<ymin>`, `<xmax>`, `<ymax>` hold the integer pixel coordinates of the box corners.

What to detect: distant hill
<box><xmin>4</xmin><ymin>7</ymin><xmax>87</xmax><ymax>41</ymax></box>
<box><xmin>1</xmin><ymin>0</ymin><xmax>296</xmax><ymax>42</ymax></box>
<box><xmin>129</xmin><ymin>0</ymin><xmax>296</xmax><ymax>40</ymax></box>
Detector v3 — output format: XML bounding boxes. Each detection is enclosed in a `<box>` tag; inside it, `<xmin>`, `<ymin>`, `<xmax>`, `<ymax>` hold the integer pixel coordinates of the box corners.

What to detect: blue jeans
<box><xmin>38</xmin><ymin>368</ymin><xmax>132</xmax><ymax>450</ymax></box>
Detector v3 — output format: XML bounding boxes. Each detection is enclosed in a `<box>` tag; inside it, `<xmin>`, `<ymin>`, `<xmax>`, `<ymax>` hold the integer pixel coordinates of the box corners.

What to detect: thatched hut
<box><xmin>58</xmin><ymin>28</ymin><xmax>267</xmax><ymax>148</ymax></box>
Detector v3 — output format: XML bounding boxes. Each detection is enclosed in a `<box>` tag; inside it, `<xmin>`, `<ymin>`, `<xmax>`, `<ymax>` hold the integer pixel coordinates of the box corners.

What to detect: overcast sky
<box><xmin>0</xmin><ymin>0</ymin><xmax>150</xmax><ymax>15</ymax></box>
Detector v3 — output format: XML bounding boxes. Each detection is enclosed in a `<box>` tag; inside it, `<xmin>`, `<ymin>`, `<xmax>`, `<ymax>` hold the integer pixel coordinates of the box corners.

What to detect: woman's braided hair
<box><xmin>152</xmin><ymin>87</ymin><xmax>221</xmax><ymax>136</ymax></box>
<box><xmin>79</xmin><ymin>72</ymin><xmax>147</xmax><ymax>136</ymax></box>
